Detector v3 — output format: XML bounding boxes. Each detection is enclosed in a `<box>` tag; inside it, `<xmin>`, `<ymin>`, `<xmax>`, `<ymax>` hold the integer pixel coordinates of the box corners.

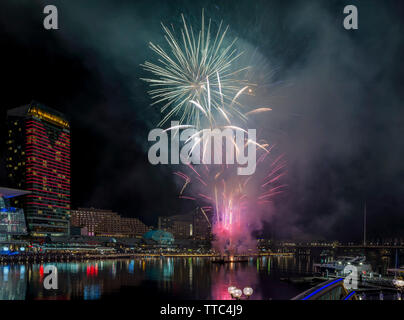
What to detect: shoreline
<box><xmin>0</xmin><ymin>252</ymin><xmax>294</xmax><ymax>263</ymax></box>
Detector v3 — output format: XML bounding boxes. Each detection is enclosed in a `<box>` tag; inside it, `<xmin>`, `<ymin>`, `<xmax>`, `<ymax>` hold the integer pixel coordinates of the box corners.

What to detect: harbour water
<box><xmin>0</xmin><ymin>250</ymin><xmax>401</xmax><ymax>300</ymax></box>
<box><xmin>0</xmin><ymin>256</ymin><xmax>312</xmax><ymax>300</ymax></box>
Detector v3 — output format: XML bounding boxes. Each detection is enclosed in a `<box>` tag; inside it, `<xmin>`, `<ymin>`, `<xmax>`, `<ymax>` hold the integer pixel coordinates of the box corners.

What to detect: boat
<box><xmin>313</xmin><ymin>256</ymin><xmax>373</xmax><ymax>276</ymax></box>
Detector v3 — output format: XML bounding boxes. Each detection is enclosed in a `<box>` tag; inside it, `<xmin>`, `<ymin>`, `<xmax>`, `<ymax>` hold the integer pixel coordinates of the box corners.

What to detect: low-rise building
<box><xmin>158</xmin><ymin>208</ymin><xmax>212</xmax><ymax>241</ymax></box>
<box><xmin>70</xmin><ymin>207</ymin><xmax>149</xmax><ymax>238</ymax></box>
<box><xmin>0</xmin><ymin>187</ymin><xmax>30</xmax><ymax>241</ymax></box>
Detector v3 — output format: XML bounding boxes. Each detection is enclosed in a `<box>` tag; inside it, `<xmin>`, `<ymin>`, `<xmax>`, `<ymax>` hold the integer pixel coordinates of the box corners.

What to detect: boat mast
<box><xmin>363</xmin><ymin>202</ymin><xmax>367</xmax><ymax>247</ymax></box>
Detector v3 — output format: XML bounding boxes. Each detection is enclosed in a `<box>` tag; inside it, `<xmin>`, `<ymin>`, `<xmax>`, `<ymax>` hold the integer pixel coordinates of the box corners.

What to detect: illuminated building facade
<box><xmin>158</xmin><ymin>208</ymin><xmax>212</xmax><ymax>240</ymax></box>
<box><xmin>192</xmin><ymin>208</ymin><xmax>212</xmax><ymax>241</ymax></box>
<box><xmin>70</xmin><ymin>208</ymin><xmax>150</xmax><ymax>238</ymax></box>
<box><xmin>158</xmin><ymin>214</ymin><xmax>193</xmax><ymax>239</ymax></box>
<box><xmin>5</xmin><ymin>101</ymin><xmax>71</xmax><ymax>237</ymax></box>
<box><xmin>0</xmin><ymin>187</ymin><xmax>29</xmax><ymax>241</ymax></box>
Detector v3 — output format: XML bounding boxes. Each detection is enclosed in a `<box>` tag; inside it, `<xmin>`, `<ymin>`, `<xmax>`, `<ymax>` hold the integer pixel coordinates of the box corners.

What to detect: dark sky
<box><xmin>0</xmin><ymin>0</ymin><xmax>403</xmax><ymax>242</ymax></box>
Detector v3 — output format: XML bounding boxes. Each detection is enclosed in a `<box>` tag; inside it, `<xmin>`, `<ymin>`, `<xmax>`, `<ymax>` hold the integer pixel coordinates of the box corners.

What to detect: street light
<box><xmin>243</xmin><ymin>287</ymin><xmax>253</xmax><ymax>298</ymax></box>
<box><xmin>228</xmin><ymin>286</ymin><xmax>236</xmax><ymax>296</ymax></box>
<box><xmin>232</xmin><ymin>289</ymin><xmax>242</xmax><ymax>299</ymax></box>
<box><xmin>228</xmin><ymin>286</ymin><xmax>253</xmax><ymax>299</ymax></box>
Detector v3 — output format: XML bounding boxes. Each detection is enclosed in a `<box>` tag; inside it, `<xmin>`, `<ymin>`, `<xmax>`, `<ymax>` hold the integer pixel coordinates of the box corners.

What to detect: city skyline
<box><xmin>0</xmin><ymin>0</ymin><xmax>403</xmax><ymax>242</ymax></box>
<box><xmin>0</xmin><ymin>99</ymin><xmax>401</xmax><ymax>243</ymax></box>
<box><xmin>0</xmin><ymin>0</ymin><xmax>404</xmax><ymax>305</ymax></box>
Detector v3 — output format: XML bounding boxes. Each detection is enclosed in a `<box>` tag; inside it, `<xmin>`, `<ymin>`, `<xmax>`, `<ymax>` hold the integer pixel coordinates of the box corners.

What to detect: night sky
<box><xmin>0</xmin><ymin>0</ymin><xmax>403</xmax><ymax>242</ymax></box>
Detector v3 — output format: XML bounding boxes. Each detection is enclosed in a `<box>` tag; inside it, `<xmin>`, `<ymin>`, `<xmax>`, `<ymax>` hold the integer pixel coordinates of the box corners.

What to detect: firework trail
<box><xmin>142</xmin><ymin>10</ymin><xmax>286</xmax><ymax>255</ymax></box>
<box><xmin>141</xmin><ymin>9</ymin><xmax>252</xmax><ymax>129</ymax></box>
<box><xmin>174</xmin><ymin>144</ymin><xmax>287</xmax><ymax>255</ymax></box>
<box><xmin>161</xmin><ymin>78</ymin><xmax>272</xmax><ymax>163</ymax></box>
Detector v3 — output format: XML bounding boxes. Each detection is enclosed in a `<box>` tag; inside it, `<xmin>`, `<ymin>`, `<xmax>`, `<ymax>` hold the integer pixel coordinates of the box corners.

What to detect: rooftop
<box><xmin>0</xmin><ymin>187</ymin><xmax>31</xmax><ymax>199</ymax></box>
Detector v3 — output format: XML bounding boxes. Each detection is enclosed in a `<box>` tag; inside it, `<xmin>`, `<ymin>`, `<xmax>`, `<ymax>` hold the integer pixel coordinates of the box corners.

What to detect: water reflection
<box><xmin>84</xmin><ymin>284</ymin><xmax>101</xmax><ymax>300</ymax></box>
<box><xmin>3</xmin><ymin>257</ymin><xmax>308</xmax><ymax>300</ymax></box>
<box><xmin>0</xmin><ymin>249</ymin><xmax>401</xmax><ymax>300</ymax></box>
<box><xmin>0</xmin><ymin>264</ymin><xmax>26</xmax><ymax>300</ymax></box>
<box><xmin>128</xmin><ymin>260</ymin><xmax>134</xmax><ymax>274</ymax></box>
<box><xmin>211</xmin><ymin>263</ymin><xmax>262</xmax><ymax>300</ymax></box>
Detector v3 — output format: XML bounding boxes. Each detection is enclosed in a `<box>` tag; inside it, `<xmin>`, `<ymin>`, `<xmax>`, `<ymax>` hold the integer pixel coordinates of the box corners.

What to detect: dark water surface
<box><xmin>0</xmin><ymin>256</ymin><xmax>314</xmax><ymax>300</ymax></box>
<box><xmin>0</xmin><ymin>250</ymin><xmax>401</xmax><ymax>300</ymax></box>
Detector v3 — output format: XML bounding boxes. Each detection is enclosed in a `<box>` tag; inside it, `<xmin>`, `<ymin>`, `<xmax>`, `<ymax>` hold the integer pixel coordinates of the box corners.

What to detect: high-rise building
<box><xmin>5</xmin><ymin>101</ymin><xmax>71</xmax><ymax>237</ymax></box>
<box><xmin>70</xmin><ymin>208</ymin><xmax>150</xmax><ymax>238</ymax></box>
<box><xmin>192</xmin><ymin>208</ymin><xmax>212</xmax><ymax>241</ymax></box>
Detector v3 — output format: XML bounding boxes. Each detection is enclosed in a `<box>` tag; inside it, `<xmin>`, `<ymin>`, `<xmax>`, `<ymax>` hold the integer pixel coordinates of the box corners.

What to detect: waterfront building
<box><xmin>257</xmin><ymin>238</ymin><xmax>272</xmax><ymax>251</ymax></box>
<box><xmin>192</xmin><ymin>208</ymin><xmax>212</xmax><ymax>241</ymax></box>
<box><xmin>70</xmin><ymin>208</ymin><xmax>149</xmax><ymax>238</ymax></box>
<box><xmin>158</xmin><ymin>214</ymin><xmax>192</xmax><ymax>239</ymax></box>
<box><xmin>142</xmin><ymin>229</ymin><xmax>174</xmax><ymax>245</ymax></box>
<box><xmin>5</xmin><ymin>101</ymin><xmax>71</xmax><ymax>237</ymax></box>
<box><xmin>69</xmin><ymin>225</ymin><xmax>89</xmax><ymax>236</ymax></box>
<box><xmin>0</xmin><ymin>187</ymin><xmax>30</xmax><ymax>241</ymax></box>
<box><xmin>158</xmin><ymin>208</ymin><xmax>212</xmax><ymax>241</ymax></box>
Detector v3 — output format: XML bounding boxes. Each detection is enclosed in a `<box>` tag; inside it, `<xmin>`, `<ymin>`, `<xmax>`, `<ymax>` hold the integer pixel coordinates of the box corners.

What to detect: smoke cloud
<box><xmin>0</xmin><ymin>0</ymin><xmax>403</xmax><ymax>240</ymax></box>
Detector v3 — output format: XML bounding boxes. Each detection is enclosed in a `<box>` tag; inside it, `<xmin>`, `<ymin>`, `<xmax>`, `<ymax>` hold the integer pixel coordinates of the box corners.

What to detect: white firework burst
<box><xmin>141</xmin><ymin>9</ymin><xmax>251</xmax><ymax>128</ymax></box>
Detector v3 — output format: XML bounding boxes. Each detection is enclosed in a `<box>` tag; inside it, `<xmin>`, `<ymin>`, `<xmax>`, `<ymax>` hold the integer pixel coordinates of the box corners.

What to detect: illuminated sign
<box><xmin>28</xmin><ymin>107</ymin><xmax>69</xmax><ymax>128</ymax></box>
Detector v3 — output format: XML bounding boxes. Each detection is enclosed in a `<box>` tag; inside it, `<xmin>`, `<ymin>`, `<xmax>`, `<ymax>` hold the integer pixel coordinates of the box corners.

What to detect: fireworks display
<box><xmin>174</xmin><ymin>144</ymin><xmax>287</xmax><ymax>255</ymax></box>
<box><xmin>141</xmin><ymin>9</ymin><xmax>250</xmax><ymax>129</ymax></box>
<box><xmin>143</xmin><ymin>10</ymin><xmax>285</xmax><ymax>255</ymax></box>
